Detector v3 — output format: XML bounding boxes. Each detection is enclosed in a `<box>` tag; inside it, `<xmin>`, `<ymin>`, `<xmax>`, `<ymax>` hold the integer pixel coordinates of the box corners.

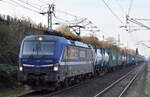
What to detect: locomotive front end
<box><xmin>18</xmin><ymin>35</ymin><xmax>62</xmax><ymax>89</ymax></box>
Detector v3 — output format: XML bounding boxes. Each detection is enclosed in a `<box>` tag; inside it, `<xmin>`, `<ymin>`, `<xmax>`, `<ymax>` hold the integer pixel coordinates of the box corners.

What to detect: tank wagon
<box><xmin>18</xmin><ymin>35</ymin><xmax>145</xmax><ymax>90</ymax></box>
<box><xmin>92</xmin><ymin>45</ymin><xmax>109</xmax><ymax>75</ymax></box>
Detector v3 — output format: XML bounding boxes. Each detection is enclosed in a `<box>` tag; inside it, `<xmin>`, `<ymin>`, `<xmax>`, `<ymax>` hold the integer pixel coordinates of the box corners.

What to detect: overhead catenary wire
<box><xmin>38</xmin><ymin>0</ymin><xmax>53</xmax><ymax>4</ymax></box>
<box><xmin>55</xmin><ymin>9</ymin><xmax>93</xmax><ymax>25</ymax></box>
<box><xmin>55</xmin><ymin>16</ymin><xmax>73</xmax><ymax>24</ymax></box>
<box><xmin>106</xmin><ymin>0</ymin><xmax>111</xmax><ymax>4</ymax></box>
<box><xmin>56</xmin><ymin>8</ymin><xmax>84</xmax><ymax>19</ymax></box>
<box><xmin>101</xmin><ymin>0</ymin><xmax>124</xmax><ymax>24</ymax></box>
<box><xmin>0</xmin><ymin>0</ymin><xmax>17</xmax><ymax>9</ymax></box>
<box><xmin>124</xmin><ymin>0</ymin><xmax>150</xmax><ymax>32</ymax></box>
<box><xmin>1</xmin><ymin>0</ymin><xmax>49</xmax><ymax>21</ymax></box>
<box><xmin>10</xmin><ymin>0</ymin><xmax>40</xmax><ymax>13</ymax></box>
<box><xmin>1</xmin><ymin>0</ymin><xmax>105</xmax><ymax>36</ymax></box>
<box><xmin>129</xmin><ymin>18</ymin><xmax>150</xmax><ymax>30</ymax></box>
<box><xmin>114</xmin><ymin>0</ymin><xmax>126</xmax><ymax>15</ymax></box>
<box><xmin>133</xmin><ymin>18</ymin><xmax>150</xmax><ymax>21</ymax></box>
<box><xmin>1</xmin><ymin>0</ymin><xmax>88</xmax><ymax>29</ymax></box>
<box><xmin>127</xmin><ymin>0</ymin><xmax>133</xmax><ymax>16</ymax></box>
<box><xmin>55</xmin><ymin>8</ymin><xmax>103</xmax><ymax>33</ymax></box>
<box><xmin>2</xmin><ymin>0</ymin><xmax>45</xmax><ymax>12</ymax></box>
<box><xmin>126</xmin><ymin>0</ymin><xmax>133</xmax><ymax>29</ymax></box>
<box><xmin>17</xmin><ymin>0</ymin><xmax>41</xmax><ymax>10</ymax></box>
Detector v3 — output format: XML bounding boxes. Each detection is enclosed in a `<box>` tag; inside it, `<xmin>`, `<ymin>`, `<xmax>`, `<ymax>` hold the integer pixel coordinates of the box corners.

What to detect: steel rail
<box><xmin>94</xmin><ymin>65</ymin><xmax>143</xmax><ymax>97</ymax></box>
<box><xmin>17</xmin><ymin>77</ymin><xmax>94</xmax><ymax>97</ymax></box>
<box><xmin>118</xmin><ymin>65</ymin><xmax>144</xmax><ymax>97</ymax></box>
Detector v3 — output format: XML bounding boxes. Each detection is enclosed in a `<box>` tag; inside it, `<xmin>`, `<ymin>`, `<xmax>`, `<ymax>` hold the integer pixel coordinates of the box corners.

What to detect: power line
<box><xmin>133</xmin><ymin>18</ymin><xmax>150</xmax><ymax>21</ymax></box>
<box><xmin>55</xmin><ymin>9</ymin><xmax>89</xmax><ymax>25</ymax></box>
<box><xmin>56</xmin><ymin>9</ymin><xmax>78</xmax><ymax>18</ymax></box>
<box><xmin>114</xmin><ymin>0</ymin><xmax>126</xmax><ymax>15</ymax></box>
<box><xmin>17</xmin><ymin>0</ymin><xmax>41</xmax><ymax>10</ymax></box>
<box><xmin>101</xmin><ymin>0</ymin><xmax>124</xmax><ymax>24</ymax></box>
<box><xmin>128</xmin><ymin>0</ymin><xmax>133</xmax><ymax>16</ymax></box>
<box><xmin>38</xmin><ymin>0</ymin><xmax>52</xmax><ymax>4</ymax></box>
<box><xmin>106</xmin><ymin>0</ymin><xmax>111</xmax><ymax>4</ymax></box>
<box><xmin>129</xmin><ymin>18</ymin><xmax>150</xmax><ymax>30</ymax></box>
<box><xmin>0</xmin><ymin>0</ymin><xmax>17</xmax><ymax>8</ymax></box>
<box><xmin>10</xmin><ymin>0</ymin><xmax>40</xmax><ymax>13</ymax></box>
<box><xmin>1</xmin><ymin>0</ymin><xmax>104</xmax><ymax>36</ymax></box>
<box><xmin>124</xmin><ymin>16</ymin><xmax>150</xmax><ymax>31</ymax></box>
<box><xmin>56</xmin><ymin>16</ymin><xmax>73</xmax><ymax>24</ymax></box>
<box><xmin>56</xmin><ymin>8</ymin><xmax>87</xmax><ymax>21</ymax></box>
<box><xmin>55</xmin><ymin>8</ymin><xmax>103</xmax><ymax>35</ymax></box>
<box><xmin>1</xmin><ymin>0</ymin><xmax>49</xmax><ymax>20</ymax></box>
<box><xmin>1</xmin><ymin>0</ymin><xmax>37</xmax><ymax>14</ymax></box>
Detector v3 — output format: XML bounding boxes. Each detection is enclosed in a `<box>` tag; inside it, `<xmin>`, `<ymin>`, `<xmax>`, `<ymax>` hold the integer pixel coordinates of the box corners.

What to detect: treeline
<box><xmin>0</xmin><ymin>15</ymin><xmax>46</xmax><ymax>89</ymax></box>
<box><xmin>0</xmin><ymin>15</ymin><xmax>47</xmax><ymax>64</ymax></box>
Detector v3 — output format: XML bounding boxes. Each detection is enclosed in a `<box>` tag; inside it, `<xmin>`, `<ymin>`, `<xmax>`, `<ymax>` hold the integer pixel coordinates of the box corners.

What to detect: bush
<box><xmin>0</xmin><ymin>64</ymin><xmax>17</xmax><ymax>88</ymax></box>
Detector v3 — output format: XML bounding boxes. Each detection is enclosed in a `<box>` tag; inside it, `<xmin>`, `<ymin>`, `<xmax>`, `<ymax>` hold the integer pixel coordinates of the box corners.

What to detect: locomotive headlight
<box><xmin>38</xmin><ymin>37</ymin><xmax>43</xmax><ymax>41</ymax></box>
<box><xmin>19</xmin><ymin>66</ymin><xmax>23</xmax><ymax>71</ymax></box>
<box><xmin>54</xmin><ymin>66</ymin><xmax>58</xmax><ymax>71</ymax></box>
<box><xmin>53</xmin><ymin>63</ymin><xmax>59</xmax><ymax>71</ymax></box>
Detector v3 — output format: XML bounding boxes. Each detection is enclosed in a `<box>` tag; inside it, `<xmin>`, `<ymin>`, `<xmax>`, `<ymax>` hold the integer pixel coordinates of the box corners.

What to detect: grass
<box><xmin>144</xmin><ymin>62</ymin><xmax>150</xmax><ymax>97</ymax></box>
<box><xmin>0</xmin><ymin>64</ymin><xmax>31</xmax><ymax>97</ymax></box>
<box><xmin>0</xmin><ymin>87</ymin><xmax>31</xmax><ymax>97</ymax></box>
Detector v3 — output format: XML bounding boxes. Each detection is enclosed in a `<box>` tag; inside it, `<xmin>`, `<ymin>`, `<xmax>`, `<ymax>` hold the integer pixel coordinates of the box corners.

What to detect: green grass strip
<box><xmin>0</xmin><ymin>87</ymin><xmax>30</xmax><ymax>97</ymax></box>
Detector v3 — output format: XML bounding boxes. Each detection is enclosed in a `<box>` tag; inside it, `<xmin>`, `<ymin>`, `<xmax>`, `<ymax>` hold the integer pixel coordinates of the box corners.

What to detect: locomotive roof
<box><xmin>23</xmin><ymin>35</ymin><xmax>65</xmax><ymax>41</ymax></box>
<box><xmin>23</xmin><ymin>35</ymin><xmax>90</xmax><ymax>48</ymax></box>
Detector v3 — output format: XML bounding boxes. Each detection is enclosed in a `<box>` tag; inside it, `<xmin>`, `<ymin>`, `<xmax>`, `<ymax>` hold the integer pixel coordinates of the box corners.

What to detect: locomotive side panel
<box><xmin>60</xmin><ymin>45</ymin><xmax>94</xmax><ymax>78</ymax></box>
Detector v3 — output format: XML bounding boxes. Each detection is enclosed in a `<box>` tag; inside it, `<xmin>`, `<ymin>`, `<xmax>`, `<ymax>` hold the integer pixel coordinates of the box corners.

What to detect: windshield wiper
<box><xmin>29</xmin><ymin>54</ymin><xmax>33</xmax><ymax>58</ymax></box>
<box><xmin>28</xmin><ymin>48</ymin><xmax>36</xmax><ymax>58</ymax></box>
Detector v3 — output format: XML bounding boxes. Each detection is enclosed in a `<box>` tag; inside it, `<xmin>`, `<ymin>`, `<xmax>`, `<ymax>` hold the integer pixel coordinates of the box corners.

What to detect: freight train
<box><xmin>18</xmin><ymin>35</ymin><xmax>145</xmax><ymax>90</ymax></box>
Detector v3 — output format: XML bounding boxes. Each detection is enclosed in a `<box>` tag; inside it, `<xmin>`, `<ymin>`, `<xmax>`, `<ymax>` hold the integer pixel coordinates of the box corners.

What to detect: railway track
<box><xmin>17</xmin><ymin>77</ymin><xmax>94</xmax><ymax>97</ymax></box>
<box><xmin>94</xmin><ymin>64</ymin><xmax>145</xmax><ymax>97</ymax></box>
<box><xmin>16</xmin><ymin>64</ymin><xmax>143</xmax><ymax>97</ymax></box>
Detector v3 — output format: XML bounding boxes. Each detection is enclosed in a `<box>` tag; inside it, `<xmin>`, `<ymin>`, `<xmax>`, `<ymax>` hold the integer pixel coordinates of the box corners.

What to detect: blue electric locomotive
<box><xmin>18</xmin><ymin>35</ymin><xmax>94</xmax><ymax>89</ymax></box>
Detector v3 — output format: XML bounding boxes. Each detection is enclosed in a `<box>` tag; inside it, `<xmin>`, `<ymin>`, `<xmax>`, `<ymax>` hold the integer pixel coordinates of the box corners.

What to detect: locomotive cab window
<box><xmin>22</xmin><ymin>41</ymin><xmax>55</xmax><ymax>56</ymax></box>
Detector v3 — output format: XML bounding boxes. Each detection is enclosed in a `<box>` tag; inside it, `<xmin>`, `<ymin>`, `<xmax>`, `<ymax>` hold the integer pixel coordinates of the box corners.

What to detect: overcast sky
<box><xmin>0</xmin><ymin>0</ymin><xmax>150</xmax><ymax>56</ymax></box>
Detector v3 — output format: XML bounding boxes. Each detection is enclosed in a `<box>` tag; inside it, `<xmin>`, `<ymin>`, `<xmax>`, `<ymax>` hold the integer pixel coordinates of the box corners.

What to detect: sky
<box><xmin>0</xmin><ymin>0</ymin><xmax>150</xmax><ymax>57</ymax></box>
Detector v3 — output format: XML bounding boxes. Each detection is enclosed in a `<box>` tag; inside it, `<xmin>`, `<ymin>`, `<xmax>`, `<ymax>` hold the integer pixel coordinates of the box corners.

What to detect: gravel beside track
<box><xmin>124</xmin><ymin>63</ymin><xmax>146</xmax><ymax>97</ymax></box>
